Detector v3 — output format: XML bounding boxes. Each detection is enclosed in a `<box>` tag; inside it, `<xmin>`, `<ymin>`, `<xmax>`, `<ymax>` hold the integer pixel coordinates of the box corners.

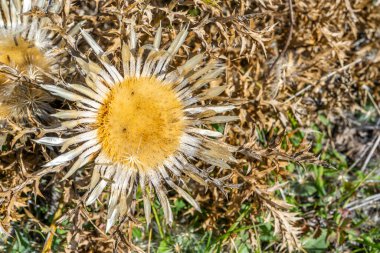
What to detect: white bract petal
<box><xmin>44</xmin><ymin>139</ymin><xmax>98</xmax><ymax>167</ymax></box>
<box><xmin>52</xmin><ymin>110</ymin><xmax>97</xmax><ymax>120</ymax></box>
<box><xmin>34</xmin><ymin>137</ymin><xmax>65</xmax><ymax>146</ymax></box>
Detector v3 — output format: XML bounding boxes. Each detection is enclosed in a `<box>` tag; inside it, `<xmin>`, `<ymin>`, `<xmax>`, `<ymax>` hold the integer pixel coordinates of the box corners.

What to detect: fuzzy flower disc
<box><xmin>97</xmin><ymin>77</ymin><xmax>185</xmax><ymax>169</ymax></box>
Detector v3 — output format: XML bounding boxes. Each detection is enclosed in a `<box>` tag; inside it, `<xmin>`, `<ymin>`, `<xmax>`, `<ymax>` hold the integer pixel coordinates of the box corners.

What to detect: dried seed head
<box><xmin>0</xmin><ymin>35</ymin><xmax>54</xmax><ymax>122</ymax></box>
<box><xmin>0</xmin><ymin>0</ymin><xmax>67</xmax><ymax>124</ymax></box>
<box><xmin>0</xmin><ymin>35</ymin><xmax>51</xmax><ymax>84</ymax></box>
<box><xmin>0</xmin><ymin>82</ymin><xmax>53</xmax><ymax>121</ymax></box>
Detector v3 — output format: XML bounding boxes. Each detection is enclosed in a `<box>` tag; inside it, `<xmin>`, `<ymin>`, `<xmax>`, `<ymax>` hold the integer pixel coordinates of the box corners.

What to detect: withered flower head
<box><xmin>37</xmin><ymin>26</ymin><xmax>238</xmax><ymax>231</ymax></box>
<box><xmin>0</xmin><ymin>0</ymin><xmax>63</xmax><ymax>123</ymax></box>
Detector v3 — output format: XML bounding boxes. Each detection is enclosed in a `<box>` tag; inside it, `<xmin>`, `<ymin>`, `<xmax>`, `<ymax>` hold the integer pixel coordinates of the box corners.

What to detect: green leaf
<box><xmin>303</xmin><ymin>229</ymin><xmax>329</xmax><ymax>251</ymax></box>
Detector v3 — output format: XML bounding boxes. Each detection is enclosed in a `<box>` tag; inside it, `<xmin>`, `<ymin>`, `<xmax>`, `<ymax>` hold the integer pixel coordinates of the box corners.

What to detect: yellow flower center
<box><xmin>0</xmin><ymin>36</ymin><xmax>50</xmax><ymax>84</ymax></box>
<box><xmin>96</xmin><ymin>77</ymin><xmax>185</xmax><ymax>170</ymax></box>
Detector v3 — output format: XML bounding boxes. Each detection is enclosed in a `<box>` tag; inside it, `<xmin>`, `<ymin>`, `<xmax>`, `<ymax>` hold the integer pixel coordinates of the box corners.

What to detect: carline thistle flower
<box><xmin>37</xmin><ymin>25</ymin><xmax>238</xmax><ymax>232</ymax></box>
<box><xmin>0</xmin><ymin>0</ymin><xmax>67</xmax><ymax>123</ymax></box>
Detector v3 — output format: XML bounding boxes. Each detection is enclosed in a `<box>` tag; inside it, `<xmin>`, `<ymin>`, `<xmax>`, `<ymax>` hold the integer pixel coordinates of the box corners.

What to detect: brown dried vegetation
<box><xmin>1</xmin><ymin>0</ymin><xmax>380</xmax><ymax>252</ymax></box>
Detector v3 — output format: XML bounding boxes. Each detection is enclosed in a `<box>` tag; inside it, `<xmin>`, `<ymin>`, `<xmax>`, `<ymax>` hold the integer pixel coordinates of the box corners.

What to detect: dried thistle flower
<box><xmin>37</xmin><ymin>25</ymin><xmax>238</xmax><ymax>232</ymax></box>
<box><xmin>0</xmin><ymin>0</ymin><xmax>64</xmax><ymax>123</ymax></box>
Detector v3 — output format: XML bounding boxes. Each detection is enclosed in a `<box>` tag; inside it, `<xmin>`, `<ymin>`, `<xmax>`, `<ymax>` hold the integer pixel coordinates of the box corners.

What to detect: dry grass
<box><xmin>1</xmin><ymin>0</ymin><xmax>380</xmax><ymax>252</ymax></box>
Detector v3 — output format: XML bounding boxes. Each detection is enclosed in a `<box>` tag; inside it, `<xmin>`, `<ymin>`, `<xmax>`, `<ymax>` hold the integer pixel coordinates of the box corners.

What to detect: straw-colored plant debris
<box><xmin>0</xmin><ymin>0</ymin><xmax>379</xmax><ymax>252</ymax></box>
